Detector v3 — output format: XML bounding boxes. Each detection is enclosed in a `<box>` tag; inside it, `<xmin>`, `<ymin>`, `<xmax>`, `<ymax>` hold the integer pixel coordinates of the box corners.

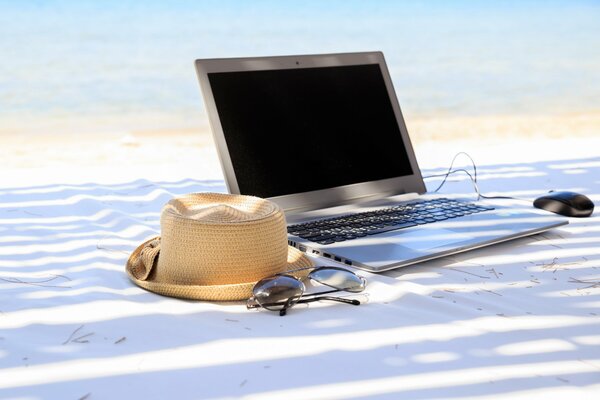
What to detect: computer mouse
<box><xmin>533</xmin><ymin>191</ymin><xmax>594</xmax><ymax>217</ymax></box>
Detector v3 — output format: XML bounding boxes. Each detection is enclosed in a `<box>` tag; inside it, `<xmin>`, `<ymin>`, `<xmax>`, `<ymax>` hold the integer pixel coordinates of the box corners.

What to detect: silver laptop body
<box><xmin>195</xmin><ymin>51</ymin><xmax>567</xmax><ymax>272</ymax></box>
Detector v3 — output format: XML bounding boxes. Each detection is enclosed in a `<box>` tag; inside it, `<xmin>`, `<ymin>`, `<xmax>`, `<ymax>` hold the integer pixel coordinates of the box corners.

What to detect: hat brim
<box><xmin>126</xmin><ymin>237</ymin><xmax>314</xmax><ymax>301</ymax></box>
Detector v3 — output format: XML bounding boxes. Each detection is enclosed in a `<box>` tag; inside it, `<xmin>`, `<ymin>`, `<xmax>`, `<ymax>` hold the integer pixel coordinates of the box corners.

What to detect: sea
<box><xmin>1</xmin><ymin>0</ymin><xmax>599</xmax><ymax>135</ymax></box>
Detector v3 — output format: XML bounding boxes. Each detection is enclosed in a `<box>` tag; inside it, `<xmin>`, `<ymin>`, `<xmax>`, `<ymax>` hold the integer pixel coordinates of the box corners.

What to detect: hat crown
<box><xmin>157</xmin><ymin>193</ymin><xmax>289</xmax><ymax>286</ymax></box>
<box><xmin>165</xmin><ymin>196</ymin><xmax>277</xmax><ymax>223</ymax></box>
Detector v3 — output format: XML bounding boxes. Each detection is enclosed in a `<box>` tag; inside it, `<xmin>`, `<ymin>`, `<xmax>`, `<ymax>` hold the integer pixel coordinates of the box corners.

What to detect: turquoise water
<box><xmin>1</xmin><ymin>0</ymin><xmax>599</xmax><ymax>134</ymax></box>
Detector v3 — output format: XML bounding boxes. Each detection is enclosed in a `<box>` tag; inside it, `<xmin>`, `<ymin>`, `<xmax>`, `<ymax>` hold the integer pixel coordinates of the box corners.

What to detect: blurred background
<box><xmin>1</xmin><ymin>0</ymin><xmax>599</xmax><ymax>180</ymax></box>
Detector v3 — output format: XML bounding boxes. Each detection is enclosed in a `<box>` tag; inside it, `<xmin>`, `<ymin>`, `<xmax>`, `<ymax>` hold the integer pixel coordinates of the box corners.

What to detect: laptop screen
<box><xmin>207</xmin><ymin>64</ymin><xmax>414</xmax><ymax>198</ymax></box>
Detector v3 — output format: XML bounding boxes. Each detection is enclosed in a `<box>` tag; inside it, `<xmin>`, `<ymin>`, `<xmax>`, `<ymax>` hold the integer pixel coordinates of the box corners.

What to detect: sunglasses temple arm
<box><xmin>298</xmin><ymin>288</ymin><xmax>340</xmax><ymax>298</ymax></box>
<box><xmin>296</xmin><ymin>296</ymin><xmax>360</xmax><ymax>306</ymax></box>
<box><xmin>279</xmin><ymin>297</ymin><xmax>296</xmax><ymax>316</ymax></box>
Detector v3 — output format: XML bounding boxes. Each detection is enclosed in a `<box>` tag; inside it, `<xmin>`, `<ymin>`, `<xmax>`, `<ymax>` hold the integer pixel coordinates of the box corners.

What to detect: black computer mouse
<box><xmin>533</xmin><ymin>191</ymin><xmax>594</xmax><ymax>217</ymax></box>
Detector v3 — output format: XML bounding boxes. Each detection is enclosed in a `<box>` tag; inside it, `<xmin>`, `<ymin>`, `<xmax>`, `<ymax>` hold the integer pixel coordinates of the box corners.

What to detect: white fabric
<box><xmin>1</xmin><ymin>153</ymin><xmax>599</xmax><ymax>399</ymax></box>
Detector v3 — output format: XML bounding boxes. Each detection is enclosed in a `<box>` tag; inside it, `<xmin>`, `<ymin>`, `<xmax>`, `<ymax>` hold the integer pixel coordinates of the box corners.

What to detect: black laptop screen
<box><xmin>208</xmin><ymin>64</ymin><xmax>414</xmax><ymax>198</ymax></box>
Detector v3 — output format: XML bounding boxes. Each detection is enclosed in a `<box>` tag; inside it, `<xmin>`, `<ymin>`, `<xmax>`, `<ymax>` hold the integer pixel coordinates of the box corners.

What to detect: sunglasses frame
<box><xmin>247</xmin><ymin>266</ymin><xmax>367</xmax><ymax>316</ymax></box>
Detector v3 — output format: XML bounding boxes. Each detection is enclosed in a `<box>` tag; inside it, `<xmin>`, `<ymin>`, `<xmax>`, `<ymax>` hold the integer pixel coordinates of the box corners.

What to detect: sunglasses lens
<box><xmin>309</xmin><ymin>267</ymin><xmax>366</xmax><ymax>293</ymax></box>
<box><xmin>252</xmin><ymin>275</ymin><xmax>304</xmax><ymax>311</ymax></box>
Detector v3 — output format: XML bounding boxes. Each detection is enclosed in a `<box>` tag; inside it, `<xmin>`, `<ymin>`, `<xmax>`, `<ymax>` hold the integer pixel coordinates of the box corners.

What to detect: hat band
<box><xmin>130</xmin><ymin>237</ymin><xmax>161</xmax><ymax>281</ymax></box>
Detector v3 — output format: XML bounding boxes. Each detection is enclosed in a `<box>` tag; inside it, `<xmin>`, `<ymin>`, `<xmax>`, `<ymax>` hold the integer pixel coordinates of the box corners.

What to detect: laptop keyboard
<box><xmin>287</xmin><ymin>198</ymin><xmax>494</xmax><ymax>245</ymax></box>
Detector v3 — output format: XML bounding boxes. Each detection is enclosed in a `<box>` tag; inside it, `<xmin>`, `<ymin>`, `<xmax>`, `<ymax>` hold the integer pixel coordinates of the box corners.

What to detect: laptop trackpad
<box><xmin>381</xmin><ymin>228</ymin><xmax>475</xmax><ymax>252</ymax></box>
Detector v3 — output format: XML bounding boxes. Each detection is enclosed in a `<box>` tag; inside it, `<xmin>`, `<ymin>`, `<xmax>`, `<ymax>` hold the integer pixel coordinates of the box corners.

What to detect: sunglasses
<box><xmin>247</xmin><ymin>266</ymin><xmax>367</xmax><ymax>316</ymax></box>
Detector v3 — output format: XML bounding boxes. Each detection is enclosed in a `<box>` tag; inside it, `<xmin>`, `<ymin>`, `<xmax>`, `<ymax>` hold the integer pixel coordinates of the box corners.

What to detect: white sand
<box><xmin>1</xmin><ymin>130</ymin><xmax>599</xmax><ymax>399</ymax></box>
<box><xmin>2</xmin><ymin>112</ymin><xmax>599</xmax><ymax>187</ymax></box>
<box><xmin>1</xmin><ymin>113</ymin><xmax>599</xmax><ymax>399</ymax></box>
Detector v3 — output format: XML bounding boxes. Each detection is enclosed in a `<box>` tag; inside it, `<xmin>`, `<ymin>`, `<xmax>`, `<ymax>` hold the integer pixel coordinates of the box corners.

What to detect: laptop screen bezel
<box><xmin>195</xmin><ymin>51</ymin><xmax>426</xmax><ymax>213</ymax></box>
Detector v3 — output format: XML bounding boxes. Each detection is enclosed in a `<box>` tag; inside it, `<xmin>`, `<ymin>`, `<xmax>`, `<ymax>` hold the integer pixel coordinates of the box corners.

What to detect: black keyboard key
<box><xmin>300</xmin><ymin>234</ymin><xmax>325</xmax><ymax>241</ymax></box>
<box><xmin>318</xmin><ymin>239</ymin><xmax>335</xmax><ymax>245</ymax></box>
<box><xmin>366</xmin><ymin>222</ymin><xmax>417</xmax><ymax>235</ymax></box>
<box><xmin>295</xmin><ymin>230</ymin><xmax>314</xmax><ymax>236</ymax></box>
<box><xmin>313</xmin><ymin>233</ymin><xmax>336</xmax><ymax>241</ymax></box>
<box><xmin>428</xmin><ymin>208</ymin><xmax>447</xmax><ymax>214</ymax></box>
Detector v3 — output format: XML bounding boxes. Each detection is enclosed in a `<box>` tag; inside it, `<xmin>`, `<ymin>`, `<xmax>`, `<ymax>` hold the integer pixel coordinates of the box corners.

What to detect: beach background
<box><xmin>1</xmin><ymin>0</ymin><xmax>599</xmax><ymax>185</ymax></box>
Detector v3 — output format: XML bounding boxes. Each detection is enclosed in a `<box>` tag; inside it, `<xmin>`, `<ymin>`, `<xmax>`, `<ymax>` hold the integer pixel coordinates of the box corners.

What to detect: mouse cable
<box><xmin>421</xmin><ymin>152</ymin><xmax>531</xmax><ymax>202</ymax></box>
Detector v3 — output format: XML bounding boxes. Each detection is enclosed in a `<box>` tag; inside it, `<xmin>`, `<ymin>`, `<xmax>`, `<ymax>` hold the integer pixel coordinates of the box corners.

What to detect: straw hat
<box><xmin>126</xmin><ymin>193</ymin><xmax>313</xmax><ymax>301</ymax></box>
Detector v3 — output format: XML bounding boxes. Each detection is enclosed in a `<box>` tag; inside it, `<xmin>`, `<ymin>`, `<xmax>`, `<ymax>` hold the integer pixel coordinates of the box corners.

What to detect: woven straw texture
<box><xmin>126</xmin><ymin>193</ymin><xmax>313</xmax><ymax>301</ymax></box>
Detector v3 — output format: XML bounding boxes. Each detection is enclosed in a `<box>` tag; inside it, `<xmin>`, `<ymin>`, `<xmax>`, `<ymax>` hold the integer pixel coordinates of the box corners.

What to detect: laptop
<box><xmin>194</xmin><ymin>51</ymin><xmax>567</xmax><ymax>272</ymax></box>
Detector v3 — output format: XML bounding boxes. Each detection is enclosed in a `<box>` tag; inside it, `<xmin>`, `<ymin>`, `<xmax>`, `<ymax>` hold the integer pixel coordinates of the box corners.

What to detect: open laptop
<box><xmin>194</xmin><ymin>51</ymin><xmax>567</xmax><ymax>272</ymax></box>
